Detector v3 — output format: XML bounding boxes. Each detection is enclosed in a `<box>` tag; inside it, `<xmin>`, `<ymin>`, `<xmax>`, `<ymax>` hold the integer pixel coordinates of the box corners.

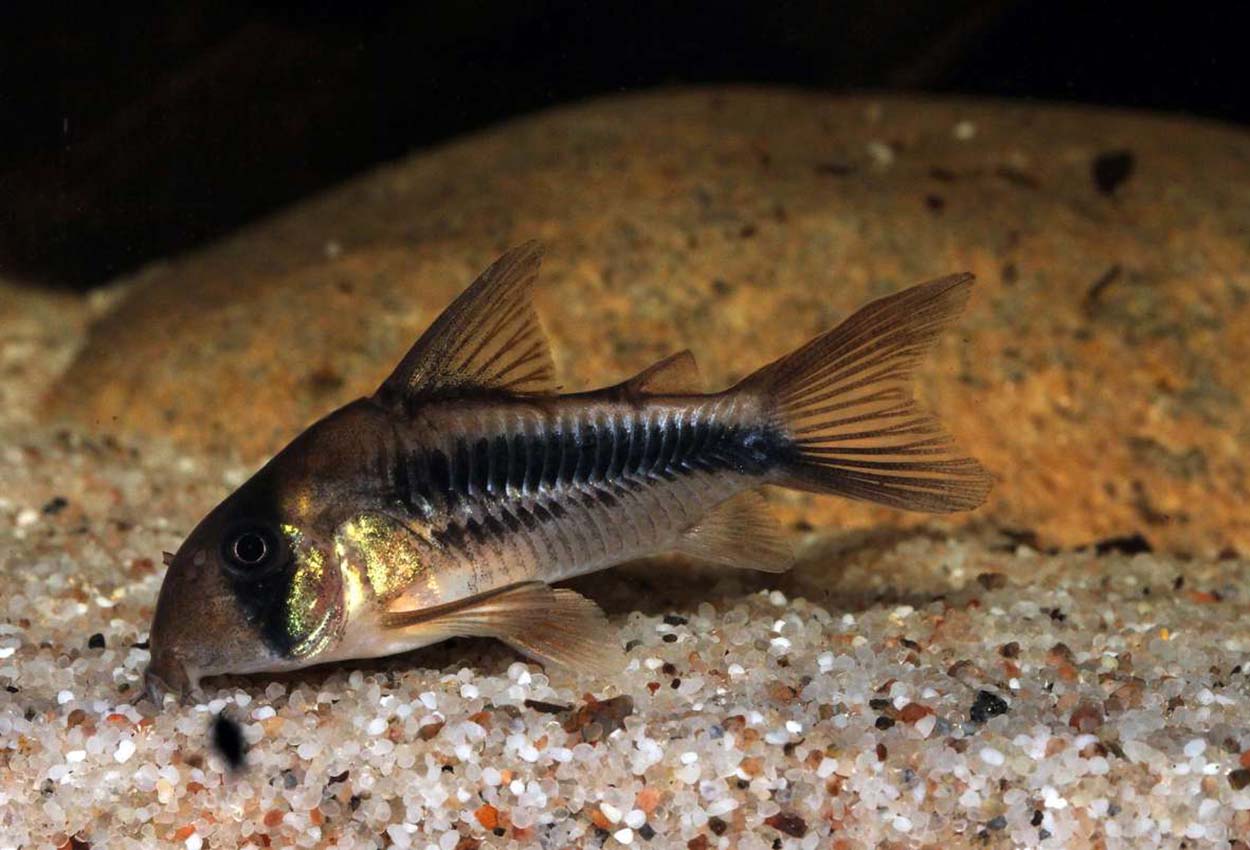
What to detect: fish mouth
<box><xmin>144</xmin><ymin>648</ymin><xmax>196</xmax><ymax>705</ymax></box>
<box><xmin>143</xmin><ymin>668</ymin><xmax>179</xmax><ymax>704</ymax></box>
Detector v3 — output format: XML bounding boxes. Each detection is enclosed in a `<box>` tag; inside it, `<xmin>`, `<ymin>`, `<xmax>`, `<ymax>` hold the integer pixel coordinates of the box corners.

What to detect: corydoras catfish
<box><xmin>145</xmin><ymin>243</ymin><xmax>992</xmax><ymax>699</ymax></box>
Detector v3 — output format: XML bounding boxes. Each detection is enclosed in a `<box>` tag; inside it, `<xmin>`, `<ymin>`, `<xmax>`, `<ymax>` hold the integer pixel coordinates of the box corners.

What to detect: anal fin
<box><xmin>675</xmin><ymin>490</ymin><xmax>794</xmax><ymax>573</ymax></box>
<box><xmin>382</xmin><ymin>581</ymin><xmax>624</xmax><ymax>674</ymax></box>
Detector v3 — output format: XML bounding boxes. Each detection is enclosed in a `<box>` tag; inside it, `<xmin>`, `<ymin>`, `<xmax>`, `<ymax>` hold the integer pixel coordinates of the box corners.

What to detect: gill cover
<box><xmin>274</xmin><ymin>522</ymin><xmax>344</xmax><ymax>659</ymax></box>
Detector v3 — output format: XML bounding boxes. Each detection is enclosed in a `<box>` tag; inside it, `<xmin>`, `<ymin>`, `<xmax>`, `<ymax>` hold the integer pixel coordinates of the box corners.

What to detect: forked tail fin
<box><xmin>736</xmin><ymin>274</ymin><xmax>992</xmax><ymax>513</ymax></box>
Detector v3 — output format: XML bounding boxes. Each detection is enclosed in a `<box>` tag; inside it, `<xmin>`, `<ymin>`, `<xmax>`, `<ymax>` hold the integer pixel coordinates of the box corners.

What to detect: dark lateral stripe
<box><xmin>428</xmin><ymin>449</ymin><xmax>452</xmax><ymax>498</ymax></box>
<box><xmin>626</xmin><ymin>415</ymin><xmax>646</xmax><ymax>473</ymax></box>
<box><xmin>508</xmin><ymin>432</ymin><xmax>528</xmax><ymax>493</ymax></box>
<box><xmin>692</xmin><ymin>417</ymin><xmax>712</xmax><ymax>459</ymax></box>
<box><xmin>608</xmin><ymin>415</ymin><xmax>628</xmax><ymax>480</ymax></box>
<box><xmin>388</xmin><ymin>444</ymin><xmax>411</xmax><ymax>510</ymax></box>
<box><xmin>676</xmin><ymin>412</ymin><xmax>697</xmax><ymax>461</ymax></box>
<box><xmin>460</xmin><ymin>439</ymin><xmax>474</xmax><ymax>494</ymax></box>
<box><xmin>524</xmin><ymin>433</ymin><xmax>544</xmax><ymax>493</ymax></box>
<box><xmin>573</xmin><ymin>420</ymin><xmax>595</xmax><ymax>484</ymax></box>
<box><xmin>411</xmin><ymin>405</ymin><xmax>773</xmax><ymax>513</ymax></box>
<box><xmin>470</xmin><ymin>437</ymin><xmax>489</xmax><ymax>495</ymax></box>
<box><xmin>410</xmin><ymin>449</ymin><xmax>433</xmax><ymax>505</ymax></box>
<box><xmin>658</xmin><ymin>412</ymin><xmax>679</xmax><ymax>470</ymax></box>
<box><xmin>560</xmin><ymin>425</ymin><xmax>577</xmax><ymax>485</ymax></box>
<box><xmin>488</xmin><ymin>435</ymin><xmax>508</xmax><ymax>495</ymax></box>
<box><xmin>592</xmin><ymin>416</ymin><xmax>614</xmax><ymax>482</ymax></box>
<box><xmin>540</xmin><ymin>430</ymin><xmax>560</xmax><ymax>487</ymax></box>
<box><xmin>452</xmin><ymin>439</ymin><xmax>471</xmax><ymax>496</ymax></box>
<box><xmin>543</xmin><ymin>412</ymin><xmax>711</xmax><ymax>486</ymax></box>
<box><xmin>641</xmin><ymin>415</ymin><xmax>662</xmax><ymax>473</ymax></box>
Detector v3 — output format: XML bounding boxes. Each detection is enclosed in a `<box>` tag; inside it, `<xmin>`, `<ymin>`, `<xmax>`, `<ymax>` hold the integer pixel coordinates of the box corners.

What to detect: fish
<box><xmin>144</xmin><ymin>243</ymin><xmax>991</xmax><ymax>700</ymax></box>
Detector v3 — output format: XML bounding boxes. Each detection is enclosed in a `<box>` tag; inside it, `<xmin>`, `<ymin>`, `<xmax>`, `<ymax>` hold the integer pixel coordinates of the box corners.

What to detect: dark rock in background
<box><xmin>0</xmin><ymin>1</ymin><xmax>1009</xmax><ymax>289</ymax></box>
<box><xmin>1</xmin><ymin>4</ymin><xmax>1241</xmax><ymax>289</ymax></box>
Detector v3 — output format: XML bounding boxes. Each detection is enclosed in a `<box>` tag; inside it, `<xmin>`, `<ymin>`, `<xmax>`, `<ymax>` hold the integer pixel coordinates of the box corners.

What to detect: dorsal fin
<box><xmin>376</xmin><ymin>242</ymin><xmax>557</xmax><ymax>407</ymax></box>
<box><xmin>619</xmin><ymin>350</ymin><xmax>702</xmax><ymax>396</ymax></box>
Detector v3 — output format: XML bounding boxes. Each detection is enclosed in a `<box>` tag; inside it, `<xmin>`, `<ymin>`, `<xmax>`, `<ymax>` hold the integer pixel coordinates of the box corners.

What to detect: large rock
<box><xmin>46</xmin><ymin>89</ymin><xmax>1250</xmax><ymax>556</ymax></box>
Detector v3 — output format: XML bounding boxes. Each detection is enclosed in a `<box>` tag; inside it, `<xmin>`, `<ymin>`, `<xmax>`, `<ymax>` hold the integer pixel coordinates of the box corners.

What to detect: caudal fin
<box><xmin>737</xmin><ymin>274</ymin><xmax>992</xmax><ymax>513</ymax></box>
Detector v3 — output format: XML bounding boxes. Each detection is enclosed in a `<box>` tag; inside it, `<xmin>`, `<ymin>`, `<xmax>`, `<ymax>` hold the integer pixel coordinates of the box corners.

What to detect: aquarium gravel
<box><xmin>3</xmin><ymin>292</ymin><xmax>1250</xmax><ymax>849</ymax></box>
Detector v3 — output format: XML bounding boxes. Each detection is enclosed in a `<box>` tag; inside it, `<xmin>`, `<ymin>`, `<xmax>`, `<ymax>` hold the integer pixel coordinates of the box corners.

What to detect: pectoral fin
<box><xmin>381</xmin><ymin>581</ymin><xmax>551</xmax><ymax>636</ymax></box>
<box><xmin>382</xmin><ymin>581</ymin><xmax>624</xmax><ymax>674</ymax></box>
<box><xmin>675</xmin><ymin>490</ymin><xmax>794</xmax><ymax>573</ymax></box>
<box><xmin>501</xmin><ymin>588</ymin><xmax>625</xmax><ymax>674</ymax></box>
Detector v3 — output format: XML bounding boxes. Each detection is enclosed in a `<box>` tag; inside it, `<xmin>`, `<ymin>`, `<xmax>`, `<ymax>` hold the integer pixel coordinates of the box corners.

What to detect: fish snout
<box><xmin>144</xmin><ymin>644</ymin><xmax>194</xmax><ymax>704</ymax></box>
<box><xmin>146</xmin><ymin>540</ymin><xmax>245</xmax><ymax>702</ymax></box>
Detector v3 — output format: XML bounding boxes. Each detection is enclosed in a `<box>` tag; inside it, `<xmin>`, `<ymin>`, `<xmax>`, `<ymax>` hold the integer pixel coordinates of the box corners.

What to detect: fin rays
<box><xmin>739</xmin><ymin>274</ymin><xmax>992</xmax><ymax>513</ymax></box>
<box><xmin>383</xmin><ymin>581</ymin><xmax>624</xmax><ymax>674</ymax></box>
<box><xmin>376</xmin><ymin>242</ymin><xmax>557</xmax><ymax>407</ymax></box>
<box><xmin>618</xmin><ymin>350</ymin><xmax>702</xmax><ymax>396</ymax></box>
<box><xmin>675</xmin><ymin>490</ymin><xmax>793</xmax><ymax>573</ymax></box>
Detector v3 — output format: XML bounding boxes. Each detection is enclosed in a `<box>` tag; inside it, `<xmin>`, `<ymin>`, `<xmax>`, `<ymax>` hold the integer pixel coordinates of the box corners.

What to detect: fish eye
<box><xmin>232</xmin><ymin>531</ymin><xmax>269</xmax><ymax>565</ymax></box>
<box><xmin>222</xmin><ymin>524</ymin><xmax>284</xmax><ymax>575</ymax></box>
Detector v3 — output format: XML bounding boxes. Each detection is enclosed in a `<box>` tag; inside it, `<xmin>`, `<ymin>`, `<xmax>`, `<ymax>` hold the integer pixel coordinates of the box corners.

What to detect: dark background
<box><xmin>0</xmin><ymin>2</ymin><xmax>1241</xmax><ymax>290</ymax></box>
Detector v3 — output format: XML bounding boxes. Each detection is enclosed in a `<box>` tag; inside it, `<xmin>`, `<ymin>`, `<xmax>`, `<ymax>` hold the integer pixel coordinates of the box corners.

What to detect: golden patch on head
<box><xmin>281</xmin><ymin>524</ymin><xmax>337</xmax><ymax>659</ymax></box>
<box><xmin>335</xmin><ymin>513</ymin><xmax>431</xmax><ymax>601</ymax></box>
